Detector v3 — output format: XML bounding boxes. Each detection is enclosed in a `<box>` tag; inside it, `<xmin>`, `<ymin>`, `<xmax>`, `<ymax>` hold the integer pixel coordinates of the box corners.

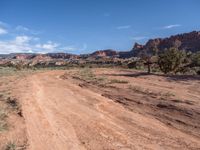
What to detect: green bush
<box><xmin>158</xmin><ymin>48</ymin><xmax>186</xmax><ymax>74</ymax></box>
<box><xmin>192</xmin><ymin>52</ymin><xmax>200</xmax><ymax>66</ymax></box>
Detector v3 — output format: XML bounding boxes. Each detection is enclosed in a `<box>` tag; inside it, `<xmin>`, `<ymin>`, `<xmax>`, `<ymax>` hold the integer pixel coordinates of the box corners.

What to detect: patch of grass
<box><xmin>129</xmin><ymin>85</ymin><xmax>144</xmax><ymax>93</ymax></box>
<box><xmin>108</xmin><ymin>79</ymin><xmax>129</xmax><ymax>84</ymax></box>
<box><xmin>0</xmin><ymin>88</ymin><xmax>9</xmax><ymax>132</ymax></box>
<box><xmin>129</xmin><ymin>85</ymin><xmax>176</xmax><ymax>99</ymax></box>
<box><xmin>5</xmin><ymin>142</ymin><xmax>16</xmax><ymax>150</ymax></box>
<box><xmin>0</xmin><ymin>108</ymin><xmax>7</xmax><ymax>119</ymax></box>
<box><xmin>162</xmin><ymin>92</ymin><xmax>175</xmax><ymax>97</ymax></box>
<box><xmin>0</xmin><ymin>121</ymin><xmax>8</xmax><ymax>132</ymax></box>
<box><xmin>0</xmin><ymin>66</ymin><xmax>39</xmax><ymax>78</ymax></box>
<box><xmin>129</xmin><ymin>85</ymin><xmax>157</xmax><ymax>96</ymax></box>
<box><xmin>79</xmin><ymin>68</ymin><xmax>96</xmax><ymax>81</ymax></box>
<box><xmin>71</xmin><ymin>68</ymin><xmax>130</xmax><ymax>86</ymax></box>
<box><xmin>0</xmin><ymin>67</ymin><xmax>17</xmax><ymax>77</ymax></box>
<box><xmin>79</xmin><ymin>68</ymin><xmax>111</xmax><ymax>84</ymax></box>
<box><xmin>0</xmin><ymin>107</ymin><xmax>8</xmax><ymax>132</ymax></box>
<box><xmin>96</xmin><ymin>77</ymin><xmax>107</xmax><ymax>82</ymax></box>
<box><xmin>159</xmin><ymin>91</ymin><xmax>176</xmax><ymax>100</ymax></box>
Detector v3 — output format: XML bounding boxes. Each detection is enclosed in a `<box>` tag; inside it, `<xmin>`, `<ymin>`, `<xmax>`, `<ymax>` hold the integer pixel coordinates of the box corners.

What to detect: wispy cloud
<box><xmin>15</xmin><ymin>35</ymin><xmax>32</xmax><ymax>43</ymax></box>
<box><xmin>36</xmin><ymin>41</ymin><xmax>59</xmax><ymax>51</ymax></box>
<box><xmin>15</xmin><ymin>25</ymin><xmax>29</xmax><ymax>32</ymax></box>
<box><xmin>82</xmin><ymin>43</ymin><xmax>87</xmax><ymax>51</ymax></box>
<box><xmin>163</xmin><ymin>24</ymin><xmax>181</xmax><ymax>29</ymax></box>
<box><xmin>61</xmin><ymin>46</ymin><xmax>77</xmax><ymax>51</ymax></box>
<box><xmin>116</xmin><ymin>25</ymin><xmax>131</xmax><ymax>30</ymax></box>
<box><xmin>61</xmin><ymin>43</ymin><xmax>87</xmax><ymax>53</ymax></box>
<box><xmin>0</xmin><ymin>21</ymin><xmax>87</xmax><ymax>54</ymax></box>
<box><xmin>0</xmin><ymin>35</ymin><xmax>34</xmax><ymax>54</ymax></box>
<box><xmin>131</xmin><ymin>36</ymin><xmax>148</xmax><ymax>41</ymax></box>
<box><xmin>0</xmin><ymin>35</ymin><xmax>61</xmax><ymax>54</ymax></box>
<box><xmin>0</xmin><ymin>34</ymin><xmax>84</xmax><ymax>54</ymax></box>
<box><xmin>0</xmin><ymin>27</ymin><xmax>8</xmax><ymax>35</ymax></box>
<box><xmin>15</xmin><ymin>25</ymin><xmax>43</xmax><ymax>35</ymax></box>
<box><xmin>0</xmin><ymin>21</ymin><xmax>8</xmax><ymax>27</ymax></box>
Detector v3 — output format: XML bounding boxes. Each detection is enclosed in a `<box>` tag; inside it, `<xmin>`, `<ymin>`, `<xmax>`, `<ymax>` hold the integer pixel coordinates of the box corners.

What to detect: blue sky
<box><xmin>0</xmin><ymin>0</ymin><xmax>200</xmax><ymax>54</ymax></box>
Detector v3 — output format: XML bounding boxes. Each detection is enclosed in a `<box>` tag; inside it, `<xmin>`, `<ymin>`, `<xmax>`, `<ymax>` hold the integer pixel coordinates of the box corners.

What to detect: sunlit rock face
<box><xmin>132</xmin><ymin>31</ymin><xmax>200</xmax><ymax>56</ymax></box>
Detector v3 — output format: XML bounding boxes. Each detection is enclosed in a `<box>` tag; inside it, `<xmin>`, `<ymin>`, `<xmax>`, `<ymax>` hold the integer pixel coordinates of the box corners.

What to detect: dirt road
<box><xmin>15</xmin><ymin>71</ymin><xmax>200</xmax><ymax>150</ymax></box>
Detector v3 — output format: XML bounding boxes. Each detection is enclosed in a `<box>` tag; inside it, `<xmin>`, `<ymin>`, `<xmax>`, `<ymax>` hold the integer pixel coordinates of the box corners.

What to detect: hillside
<box><xmin>132</xmin><ymin>31</ymin><xmax>200</xmax><ymax>56</ymax></box>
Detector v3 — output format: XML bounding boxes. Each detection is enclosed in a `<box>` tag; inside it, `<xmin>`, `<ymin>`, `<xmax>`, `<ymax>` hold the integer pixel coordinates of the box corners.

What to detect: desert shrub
<box><xmin>128</xmin><ymin>60</ymin><xmax>144</xmax><ymax>69</ymax></box>
<box><xmin>158</xmin><ymin>48</ymin><xmax>186</xmax><ymax>74</ymax></box>
<box><xmin>197</xmin><ymin>70</ymin><xmax>200</xmax><ymax>75</ymax></box>
<box><xmin>15</xmin><ymin>63</ymin><xmax>24</xmax><ymax>70</ymax></box>
<box><xmin>191</xmin><ymin>52</ymin><xmax>200</xmax><ymax>66</ymax></box>
<box><xmin>127</xmin><ymin>57</ymin><xmax>146</xmax><ymax>70</ymax></box>
<box><xmin>5</xmin><ymin>142</ymin><xmax>16</xmax><ymax>150</ymax></box>
<box><xmin>138</xmin><ymin>50</ymin><xmax>159</xmax><ymax>73</ymax></box>
<box><xmin>127</xmin><ymin>61</ymin><xmax>137</xmax><ymax>69</ymax></box>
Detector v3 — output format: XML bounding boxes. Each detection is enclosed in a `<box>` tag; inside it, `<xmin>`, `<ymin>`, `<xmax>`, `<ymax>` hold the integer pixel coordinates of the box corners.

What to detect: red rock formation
<box><xmin>132</xmin><ymin>31</ymin><xmax>200</xmax><ymax>56</ymax></box>
<box><xmin>13</xmin><ymin>54</ymin><xmax>34</xmax><ymax>60</ymax></box>
<box><xmin>90</xmin><ymin>49</ymin><xmax>119</xmax><ymax>58</ymax></box>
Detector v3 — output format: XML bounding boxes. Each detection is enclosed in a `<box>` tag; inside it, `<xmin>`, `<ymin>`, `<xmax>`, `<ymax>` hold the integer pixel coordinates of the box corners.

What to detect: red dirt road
<box><xmin>15</xmin><ymin>71</ymin><xmax>200</xmax><ymax>150</ymax></box>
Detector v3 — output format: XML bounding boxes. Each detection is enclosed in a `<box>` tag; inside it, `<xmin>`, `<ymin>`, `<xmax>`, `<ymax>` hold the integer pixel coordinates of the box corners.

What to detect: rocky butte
<box><xmin>132</xmin><ymin>31</ymin><xmax>200</xmax><ymax>56</ymax></box>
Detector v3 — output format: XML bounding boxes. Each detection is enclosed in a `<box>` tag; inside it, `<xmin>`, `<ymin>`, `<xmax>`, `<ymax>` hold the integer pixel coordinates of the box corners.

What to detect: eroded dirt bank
<box><xmin>67</xmin><ymin>68</ymin><xmax>200</xmax><ymax>139</ymax></box>
<box><xmin>14</xmin><ymin>70</ymin><xmax>200</xmax><ymax>150</ymax></box>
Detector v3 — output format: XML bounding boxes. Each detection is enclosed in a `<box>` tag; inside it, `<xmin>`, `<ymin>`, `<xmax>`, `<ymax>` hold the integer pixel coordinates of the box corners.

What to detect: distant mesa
<box><xmin>132</xmin><ymin>31</ymin><xmax>200</xmax><ymax>56</ymax></box>
<box><xmin>90</xmin><ymin>49</ymin><xmax>119</xmax><ymax>58</ymax></box>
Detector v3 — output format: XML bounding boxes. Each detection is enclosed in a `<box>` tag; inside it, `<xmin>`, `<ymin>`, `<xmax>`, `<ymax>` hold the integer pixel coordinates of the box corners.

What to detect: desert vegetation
<box><xmin>128</xmin><ymin>47</ymin><xmax>200</xmax><ymax>75</ymax></box>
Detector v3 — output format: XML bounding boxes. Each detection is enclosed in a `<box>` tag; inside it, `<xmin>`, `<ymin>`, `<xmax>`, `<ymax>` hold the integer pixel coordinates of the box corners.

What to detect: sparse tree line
<box><xmin>1</xmin><ymin>47</ymin><xmax>200</xmax><ymax>75</ymax></box>
<box><xmin>128</xmin><ymin>47</ymin><xmax>200</xmax><ymax>75</ymax></box>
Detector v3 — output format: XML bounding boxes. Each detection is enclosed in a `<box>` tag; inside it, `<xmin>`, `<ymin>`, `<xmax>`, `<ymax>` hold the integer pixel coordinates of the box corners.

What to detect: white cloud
<box><xmin>61</xmin><ymin>46</ymin><xmax>77</xmax><ymax>51</ymax></box>
<box><xmin>15</xmin><ymin>25</ymin><xmax>29</xmax><ymax>32</ymax></box>
<box><xmin>0</xmin><ymin>36</ymin><xmax>33</xmax><ymax>54</ymax></box>
<box><xmin>163</xmin><ymin>24</ymin><xmax>181</xmax><ymax>29</ymax></box>
<box><xmin>35</xmin><ymin>41</ymin><xmax>59</xmax><ymax>53</ymax></box>
<box><xmin>0</xmin><ymin>33</ymin><xmax>79</xmax><ymax>54</ymax></box>
<box><xmin>0</xmin><ymin>27</ymin><xmax>8</xmax><ymax>35</ymax></box>
<box><xmin>116</xmin><ymin>25</ymin><xmax>131</xmax><ymax>30</ymax></box>
<box><xmin>131</xmin><ymin>36</ymin><xmax>148</xmax><ymax>41</ymax></box>
<box><xmin>0</xmin><ymin>21</ymin><xmax>85</xmax><ymax>54</ymax></box>
<box><xmin>0</xmin><ymin>35</ymin><xmax>59</xmax><ymax>54</ymax></box>
<box><xmin>15</xmin><ymin>25</ymin><xmax>42</xmax><ymax>35</ymax></box>
<box><xmin>0</xmin><ymin>21</ymin><xmax>8</xmax><ymax>27</ymax></box>
<box><xmin>15</xmin><ymin>35</ymin><xmax>32</xmax><ymax>44</ymax></box>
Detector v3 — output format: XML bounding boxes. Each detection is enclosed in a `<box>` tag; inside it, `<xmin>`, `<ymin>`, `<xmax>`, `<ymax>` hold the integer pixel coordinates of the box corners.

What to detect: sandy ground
<box><xmin>0</xmin><ymin>75</ymin><xmax>27</xmax><ymax>150</ymax></box>
<box><xmin>12</xmin><ymin>69</ymin><xmax>200</xmax><ymax>150</ymax></box>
